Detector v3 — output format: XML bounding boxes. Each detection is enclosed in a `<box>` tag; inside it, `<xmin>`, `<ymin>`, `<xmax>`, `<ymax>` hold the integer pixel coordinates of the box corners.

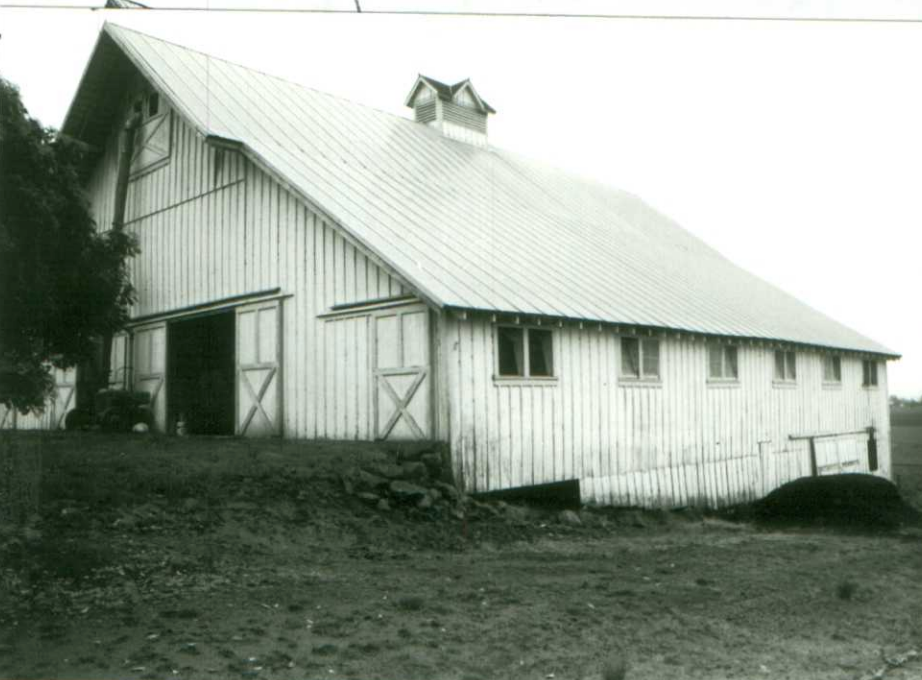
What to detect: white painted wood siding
<box><xmin>440</xmin><ymin>315</ymin><xmax>892</xmax><ymax>508</ymax></box>
<box><xmin>81</xmin><ymin>93</ymin><xmax>407</xmax><ymax>439</ymax></box>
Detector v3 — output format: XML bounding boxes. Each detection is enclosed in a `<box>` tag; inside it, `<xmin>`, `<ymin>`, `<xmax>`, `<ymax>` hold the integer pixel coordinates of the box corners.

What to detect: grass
<box><xmin>836</xmin><ymin>581</ymin><xmax>858</xmax><ymax>601</ymax></box>
<box><xmin>891</xmin><ymin>406</ymin><xmax>922</xmax><ymax>427</ymax></box>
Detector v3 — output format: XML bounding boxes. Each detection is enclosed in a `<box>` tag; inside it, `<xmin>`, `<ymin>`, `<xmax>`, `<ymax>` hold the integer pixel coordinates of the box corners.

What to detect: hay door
<box><xmin>236</xmin><ymin>300</ymin><xmax>281</xmax><ymax>437</ymax></box>
<box><xmin>52</xmin><ymin>368</ymin><xmax>77</xmax><ymax>429</ymax></box>
<box><xmin>373</xmin><ymin>306</ymin><xmax>431</xmax><ymax>440</ymax></box>
<box><xmin>133</xmin><ymin>323</ymin><xmax>167</xmax><ymax>431</ymax></box>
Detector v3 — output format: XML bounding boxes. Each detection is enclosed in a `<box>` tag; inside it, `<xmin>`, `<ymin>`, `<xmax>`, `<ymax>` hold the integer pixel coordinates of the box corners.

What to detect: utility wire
<box><xmin>2</xmin><ymin>3</ymin><xmax>922</xmax><ymax>22</ymax></box>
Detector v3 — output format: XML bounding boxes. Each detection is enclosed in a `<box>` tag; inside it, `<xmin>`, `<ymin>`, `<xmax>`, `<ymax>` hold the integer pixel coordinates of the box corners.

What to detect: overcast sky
<box><xmin>1</xmin><ymin>1</ymin><xmax>920</xmax><ymax>397</ymax></box>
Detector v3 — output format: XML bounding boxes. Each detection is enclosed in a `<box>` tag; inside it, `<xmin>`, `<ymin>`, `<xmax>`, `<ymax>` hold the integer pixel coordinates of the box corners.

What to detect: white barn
<box><xmin>2</xmin><ymin>23</ymin><xmax>898</xmax><ymax>508</ymax></box>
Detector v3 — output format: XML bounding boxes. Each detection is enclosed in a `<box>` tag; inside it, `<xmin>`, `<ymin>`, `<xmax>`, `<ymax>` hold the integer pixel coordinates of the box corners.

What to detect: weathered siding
<box><xmin>441</xmin><ymin>315</ymin><xmax>892</xmax><ymax>508</ymax></box>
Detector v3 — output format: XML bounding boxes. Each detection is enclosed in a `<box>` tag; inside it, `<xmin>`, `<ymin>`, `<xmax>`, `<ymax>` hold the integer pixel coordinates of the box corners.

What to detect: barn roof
<box><xmin>63</xmin><ymin>24</ymin><xmax>896</xmax><ymax>357</ymax></box>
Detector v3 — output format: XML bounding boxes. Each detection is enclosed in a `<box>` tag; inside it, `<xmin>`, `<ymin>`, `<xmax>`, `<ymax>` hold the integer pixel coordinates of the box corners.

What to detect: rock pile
<box><xmin>341</xmin><ymin>447</ymin><xmax>467</xmax><ymax>515</ymax></box>
<box><xmin>340</xmin><ymin>448</ymin><xmax>544</xmax><ymax>522</ymax></box>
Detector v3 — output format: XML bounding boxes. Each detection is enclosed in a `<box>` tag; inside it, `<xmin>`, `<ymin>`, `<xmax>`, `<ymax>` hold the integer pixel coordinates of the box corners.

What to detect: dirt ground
<box><xmin>1</xmin><ymin>432</ymin><xmax>921</xmax><ymax>680</ymax></box>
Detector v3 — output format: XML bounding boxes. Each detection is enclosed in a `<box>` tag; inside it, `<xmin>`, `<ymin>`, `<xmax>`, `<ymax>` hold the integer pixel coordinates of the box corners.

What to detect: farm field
<box><xmin>1</xmin><ymin>433</ymin><xmax>921</xmax><ymax>680</ymax></box>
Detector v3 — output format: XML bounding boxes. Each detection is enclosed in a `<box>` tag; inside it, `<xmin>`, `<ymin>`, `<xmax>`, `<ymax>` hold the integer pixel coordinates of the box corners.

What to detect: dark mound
<box><xmin>753</xmin><ymin>474</ymin><xmax>921</xmax><ymax>530</ymax></box>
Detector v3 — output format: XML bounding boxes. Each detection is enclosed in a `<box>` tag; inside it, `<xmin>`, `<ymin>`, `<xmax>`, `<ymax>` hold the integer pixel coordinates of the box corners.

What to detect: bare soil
<box><xmin>1</xmin><ymin>432</ymin><xmax>921</xmax><ymax>680</ymax></box>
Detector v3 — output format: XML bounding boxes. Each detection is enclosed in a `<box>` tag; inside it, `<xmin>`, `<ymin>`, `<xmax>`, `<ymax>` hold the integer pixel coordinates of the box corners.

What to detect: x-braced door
<box><xmin>236</xmin><ymin>300</ymin><xmax>281</xmax><ymax>437</ymax></box>
<box><xmin>133</xmin><ymin>323</ymin><xmax>167</xmax><ymax>431</ymax></box>
<box><xmin>373</xmin><ymin>306</ymin><xmax>431</xmax><ymax>440</ymax></box>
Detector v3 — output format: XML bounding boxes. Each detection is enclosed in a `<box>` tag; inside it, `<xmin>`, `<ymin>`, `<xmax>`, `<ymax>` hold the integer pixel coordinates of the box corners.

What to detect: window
<box><xmin>774</xmin><ymin>350</ymin><xmax>797</xmax><ymax>382</ymax></box>
<box><xmin>528</xmin><ymin>329</ymin><xmax>554</xmax><ymax>377</ymax></box>
<box><xmin>621</xmin><ymin>337</ymin><xmax>660</xmax><ymax>381</ymax></box>
<box><xmin>496</xmin><ymin>326</ymin><xmax>554</xmax><ymax>379</ymax></box>
<box><xmin>147</xmin><ymin>91</ymin><xmax>160</xmax><ymax>118</ymax></box>
<box><xmin>708</xmin><ymin>343</ymin><xmax>738</xmax><ymax>380</ymax></box>
<box><xmin>862</xmin><ymin>360</ymin><xmax>878</xmax><ymax>387</ymax></box>
<box><xmin>823</xmin><ymin>355</ymin><xmax>842</xmax><ymax>383</ymax></box>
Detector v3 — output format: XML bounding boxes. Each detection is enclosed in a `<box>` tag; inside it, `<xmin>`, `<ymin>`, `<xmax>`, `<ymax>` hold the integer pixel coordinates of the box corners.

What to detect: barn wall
<box><xmin>442</xmin><ymin>315</ymin><xmax>892</xmax><ymax>508</ymax></box>
<box><xmin>82</xmin><ymin>93</ymin><xmax>407</xmax><ymax>438</ymax></box>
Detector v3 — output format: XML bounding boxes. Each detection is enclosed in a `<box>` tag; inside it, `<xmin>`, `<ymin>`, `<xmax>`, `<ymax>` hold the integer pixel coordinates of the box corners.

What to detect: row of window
<box><xmin>495</xmin><ymin>326</ymin><xmax>880</xmax><ymax>386</ymax></box>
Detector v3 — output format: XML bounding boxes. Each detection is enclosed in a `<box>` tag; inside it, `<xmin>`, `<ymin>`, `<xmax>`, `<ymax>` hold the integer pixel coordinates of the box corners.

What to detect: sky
<box><xmin>1</xmin><ymin>1</ymin><xmax>920</xmax><ymax>397</ymax></box>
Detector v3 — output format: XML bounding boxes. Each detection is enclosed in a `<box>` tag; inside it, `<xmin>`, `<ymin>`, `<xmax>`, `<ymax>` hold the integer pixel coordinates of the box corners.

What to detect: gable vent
<box><xmin>405</xmin><ymin>75</ymin><xmax>495</xmax><ymax>147</ymax></box>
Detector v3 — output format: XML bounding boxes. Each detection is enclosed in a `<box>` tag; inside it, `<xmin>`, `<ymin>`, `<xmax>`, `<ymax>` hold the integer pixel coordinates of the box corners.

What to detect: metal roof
<box><xmin>64</xmin><ymin>24</ymin><xmax>896</xmax><ymax>357</ymax></box>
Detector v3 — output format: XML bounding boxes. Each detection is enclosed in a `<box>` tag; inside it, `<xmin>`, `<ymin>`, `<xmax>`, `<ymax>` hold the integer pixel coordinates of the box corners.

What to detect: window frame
<box><xmin>493</xmin><ymin>325</ymin><xmax>557</xmax><ymax>383</ymax></box>
<box><xmin>707</xmin><ymin>343</ymin><xmax>739</xmax><ymax>385</ymax></box>
<box><xmin>619</xmin><ymin>336</ymin><xmax>662</xmax><ymax>385</ymax></box>
<box><xmin>862</xmin><ymin>359</ymin><xmax>879</xmax><ymax>388</ymax></box>
<box><xmin>822</xmin><ymin>354</ymin><xmax>842</xmax><ymax>387</ymax></box>
<box><xmin>773</xmin><ymin>349</ymin><xmax>797</xmax><ymax>386</ymax></box>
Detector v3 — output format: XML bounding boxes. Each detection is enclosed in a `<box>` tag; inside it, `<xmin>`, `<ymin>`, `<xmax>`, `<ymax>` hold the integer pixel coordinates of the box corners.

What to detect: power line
<box><xmin>2</xmin><ymin>4</ymin><xmax>922</xmax><ymax>23</ymax></box>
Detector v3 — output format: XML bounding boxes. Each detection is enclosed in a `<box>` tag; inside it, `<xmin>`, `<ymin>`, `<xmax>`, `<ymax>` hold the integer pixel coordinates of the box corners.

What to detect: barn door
<box><xmin>133</xmin><ymin>324</ymin><xmax>167</xmax><ymax>431</ymax></box>
<box><xmin>52</xmin><ymin>368</ymin><xmax>77</xmax><ymax>429</ymax></box>
<box><xmin>236</xmin><ymin>301</ymin><xmax>281</xmax><ymax>437</ymax></box>
<box><xmin>374</xmin><ymin>306</ymin><xmax>431</xmax><ymax>440</ymax></box>
<box><xmin>110</xmin><ymin>332</ymin><xmax>131</xmax><ymax>389</ymax></box>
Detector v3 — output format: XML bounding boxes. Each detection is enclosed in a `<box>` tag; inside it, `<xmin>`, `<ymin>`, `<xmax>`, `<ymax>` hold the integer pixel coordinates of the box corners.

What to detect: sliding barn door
<box><xmin>374</xmin><ymin>306</ymin><xmax>431</xmax><ymax>440</ymax></box>
<box><xmin>236</xmin><ymin>301</ymin><xmax>281</xmax><ymax>437</ymax></box>
<box><xmin>133</xmin><ymin>323</ymin><xmax>167</xmax><ymax>431</ymax></box>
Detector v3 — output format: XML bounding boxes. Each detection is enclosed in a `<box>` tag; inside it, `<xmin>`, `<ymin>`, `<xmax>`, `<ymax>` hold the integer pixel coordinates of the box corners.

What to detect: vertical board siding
<box><xmin>444</xmin><ymin>316</ymin><xmax>892</xmax><ymax>509</ymax></box>
<box><xmin>79</xmin><ymin>96</ymin><xmax>407</xmax><ymax>440</ymax></box>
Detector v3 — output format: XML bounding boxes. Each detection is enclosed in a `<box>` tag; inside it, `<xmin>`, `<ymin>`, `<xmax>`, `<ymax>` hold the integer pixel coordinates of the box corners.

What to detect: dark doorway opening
<box><xmin>168</xmin><ymin>312</ymin><xmax>236</xmax><ymax>435</ymax></box>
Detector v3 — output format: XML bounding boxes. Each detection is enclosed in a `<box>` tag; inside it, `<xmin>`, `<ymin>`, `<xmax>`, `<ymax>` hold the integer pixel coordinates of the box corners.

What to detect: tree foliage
<box><xmin>0</xmin><ymin>77</ymin><xmax>138</xmax><ymax>412</ymax></box>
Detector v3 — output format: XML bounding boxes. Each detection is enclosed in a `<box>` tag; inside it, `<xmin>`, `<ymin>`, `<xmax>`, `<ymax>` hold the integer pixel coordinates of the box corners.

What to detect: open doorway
<box><xmin>168</xmin><ymin>312</ymin><xmax>236</xmax><ymax>435</ymax></box>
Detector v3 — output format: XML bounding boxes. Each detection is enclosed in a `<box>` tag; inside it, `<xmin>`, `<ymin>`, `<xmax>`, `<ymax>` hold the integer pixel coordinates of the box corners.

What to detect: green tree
<box><xmin>0</xmin><ymin>77</ymin><xmax>137</xmax><ymax>412</ymax></box>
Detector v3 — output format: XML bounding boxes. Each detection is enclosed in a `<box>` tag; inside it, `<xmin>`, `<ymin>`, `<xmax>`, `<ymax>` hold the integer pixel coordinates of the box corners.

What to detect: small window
<box><xmin>823</xmin><ymin>355</ymin><xmax>842</xmax><ymax>383</ymax></box>
<box><xmin>496</xmin><ymin>326</ymin><xmax>554</xmax><ymax>379</ymax></box>
<box><xmin>621</xmin><ymin>337</ymin><xmax>660</xmax><ymax>380</ymax></box>
<box><xmin>528</xmin><ymin>329</ymin><xmax>554</xmax><ymax>377</ymax></box>
<box><xmin>708</xmin><ymin>343</ymin><xmax>738</xmax><ymax>380</ymax></box>
<box><xmin>497</xmin><ymin>327</ymin><xmax>525</xmax><ymax>377</ymax></box>
<box><xmin>862</xmin><ymin>360</ymin><xmax>878</xmax><ymax>387</ymax></box>
<box><xmin>774</xmin><ymin>350</ymin><xmax>797</xmax><ymax>382</ymax></box>
<box><xmin>147</xmin><ymin>91</ymin><xmax>160</xmax><ymax>118</ymax></box>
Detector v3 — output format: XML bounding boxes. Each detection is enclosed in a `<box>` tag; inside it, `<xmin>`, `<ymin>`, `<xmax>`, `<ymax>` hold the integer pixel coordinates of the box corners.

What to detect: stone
<box><xmin>368</xmin><ymin>462</ymin><xmax>406</xmax><ymax>479</ymax></box>
<box><xmin>356</xmin><ymin>492</ymin><xmax>380</xmax><ymax>504</ymax></box>
<box><xmin>398</xmin><ymin>461</ymin><xmax>428</xmax><ymax>481</ymax></box>
<box><xmin>434</xmin><ymin>482</ymin><xmax>460</xmax><ymax>502</ymax></box>
<box><xmin>353</xmin><ymin>470</ymin><xmax>388</xmax><ymax>493</ymax></box>
<box><xmin>376</xmin><ymin>498</ymin><xmax>391</xmax><ymax>512</ymax></box>
<box><xmin>504</xmin><ymin>504</ymin><xmax>530</xmax><ymax>523</ymax></box>
<box><xmin>396</xmin><ymin>449</ymin><xmax>425</xmax><ymax>463</ymax></box>
<box><xmin>558</xmin><ymin>509</ymin><xmax>582</xmax><ymax>526</ymax></box>
<box><xmin>389</xmin><ymin>480</ymin><xmax>428</xmax><ymax>501</ymax></box>
<box><xmin>420</xmin><ymin>452</ymin><xmax>442</xmax><ymax>470</ymax></box>
<box><xmin>417</xmin><ymin>495</ymin><xmax>433</xmax><ymax>510</ymax></box>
